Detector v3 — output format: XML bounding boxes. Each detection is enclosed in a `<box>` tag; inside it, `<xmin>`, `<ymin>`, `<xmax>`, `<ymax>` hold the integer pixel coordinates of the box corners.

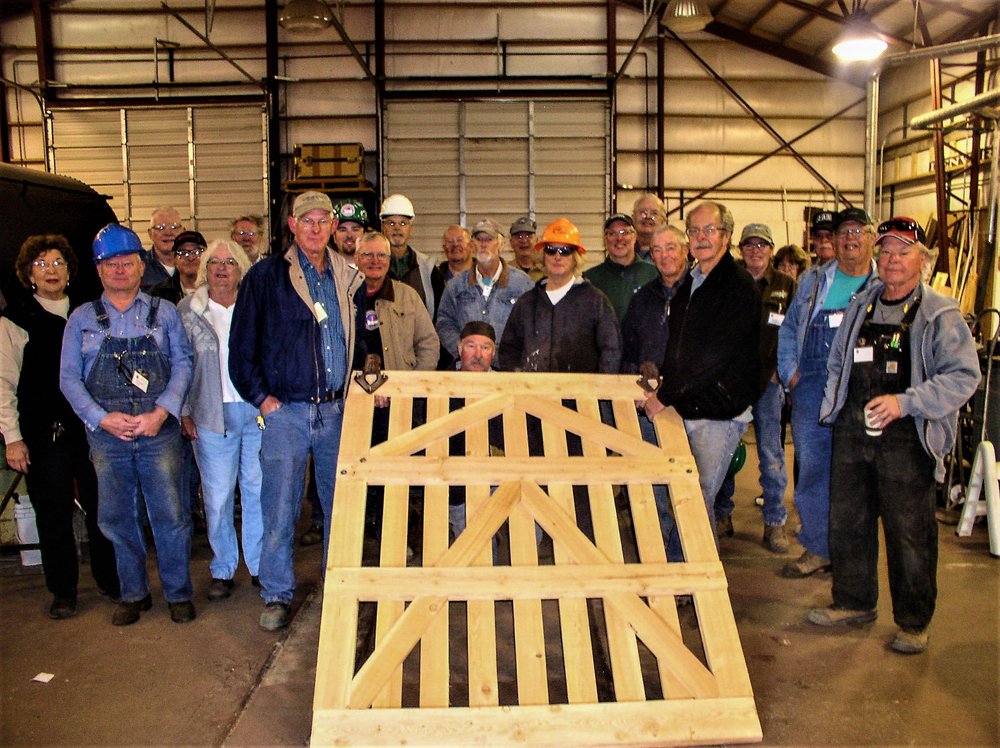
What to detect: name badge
<box><xmin>828</xmin><ymin>312</ymin><xmax>844</xmax><ymax>328</ymax></box>
<box><xmin>314</xmin><ymin>302</ymin><xmax>328</xmax><ymax>323</ymax></box>
<box><xmin>131</xmin><ymin>371</ymin><xmax>150</xmax><ymax>393</ymax></box>
<box><xmin>886</xmin><ymin>361</ymin><xmax>898</xmax><ymax>374</ymax></box>
<box><xmin>767</xmin><ymin>311</ymin><xmax>785</xmax><ymax>327</ymax></box>
<box><xmin>853</xmin><ymin>346</ymin><xmax>873</xmax><ymax>363</ymax></box>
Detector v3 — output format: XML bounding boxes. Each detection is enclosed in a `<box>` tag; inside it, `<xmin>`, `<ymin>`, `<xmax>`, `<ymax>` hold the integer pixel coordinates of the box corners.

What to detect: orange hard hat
<box><xmin>535</xmin><ymin>217</ymin><xmax>586</xmax><ymax>254</ymax></box>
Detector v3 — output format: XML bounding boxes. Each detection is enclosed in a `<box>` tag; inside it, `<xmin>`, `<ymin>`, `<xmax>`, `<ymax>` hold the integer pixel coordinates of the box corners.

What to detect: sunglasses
<box><xmin>543</xmin><ymin>245</ymin><xmax>576</xmax><ymax>257</ymax></box>
<box><xmin>877</xmin><ymin>218</ymin><xmax>926</xmax><ymax>244</ymax></box>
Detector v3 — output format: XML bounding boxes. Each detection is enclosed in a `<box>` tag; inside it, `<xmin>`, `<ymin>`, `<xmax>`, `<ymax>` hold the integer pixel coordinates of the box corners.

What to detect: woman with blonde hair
<box><xmin>177</xmin><ymin>238</ymin><xmax>261</xmax><ymax>600</ymax></box>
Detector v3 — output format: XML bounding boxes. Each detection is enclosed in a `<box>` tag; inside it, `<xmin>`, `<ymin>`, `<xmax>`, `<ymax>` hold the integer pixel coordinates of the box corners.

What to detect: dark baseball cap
<box><xmin>834</xmin><ymin>207</ymin><xmax>873</xmax><ymax>228</ymax></box>
<box><xmin>603</xmin><ymin>213</ymin><xmax>635</xmax><ymax>232</ymax></box>
<box><xmin>173</xmin><ymin>230</ymin><xmax>207</xmax><ymax>251</ymax></box>
<box><xmin>811</xmin><ymin>211</ymin><xmax>835</xmax><ymax>232</ymax></box>
<box><xmin>460</xmin><ymin>321</ymin><xmax>496</xmax><ymax>342</ymax></box>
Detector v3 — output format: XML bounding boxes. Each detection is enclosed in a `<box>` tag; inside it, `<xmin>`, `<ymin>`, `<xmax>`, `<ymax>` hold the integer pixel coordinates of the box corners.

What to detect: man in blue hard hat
<box><xmin>59</xmin><ymin>223</ymin><xmax>195</xmax><ymax>626</ymax></box>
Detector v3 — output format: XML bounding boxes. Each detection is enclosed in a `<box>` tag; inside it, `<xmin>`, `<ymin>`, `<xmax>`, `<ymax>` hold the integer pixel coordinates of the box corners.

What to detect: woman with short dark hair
<box><xmin>0</xmin><ymin>234</ymin><xmax>119</xmax><ymax>618</ymax></box>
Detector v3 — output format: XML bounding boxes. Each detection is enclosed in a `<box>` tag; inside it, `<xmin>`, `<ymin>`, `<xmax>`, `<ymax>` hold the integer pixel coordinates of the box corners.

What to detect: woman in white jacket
<box><xmin>178</xmin><ymin>238</ymin><xmax>261</xmax><ymax>601</ymax></box>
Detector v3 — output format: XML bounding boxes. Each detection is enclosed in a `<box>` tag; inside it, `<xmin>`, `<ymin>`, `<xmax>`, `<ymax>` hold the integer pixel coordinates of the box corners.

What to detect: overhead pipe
<box><xmin>863</xmin><ymin>32</ymin><xmax>1000</xmax><ymax>213</ymax></box>
<box><xmin>908</xmin><ymin>87</ymin><xmax>1000</xmax><ymax>130</ymax></box>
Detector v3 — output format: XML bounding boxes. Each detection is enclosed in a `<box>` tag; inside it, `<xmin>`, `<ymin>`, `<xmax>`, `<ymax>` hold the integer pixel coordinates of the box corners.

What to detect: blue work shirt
<box><xmin>60</xmin><ymin>291</ymin><xmax>193</xmax><ymax>431</ymax></box>
<box><xmin>298</xmin><ymin>248</ymin><xmax>346</xmax><ymax>393</ymax></box>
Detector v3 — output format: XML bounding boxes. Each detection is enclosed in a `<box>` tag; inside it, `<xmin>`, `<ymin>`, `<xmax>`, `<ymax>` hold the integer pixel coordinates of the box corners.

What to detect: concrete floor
<box><xmin>1</xmin><ymin>444</ymin><xmax>998</xmax><ymax>746</ymax></box>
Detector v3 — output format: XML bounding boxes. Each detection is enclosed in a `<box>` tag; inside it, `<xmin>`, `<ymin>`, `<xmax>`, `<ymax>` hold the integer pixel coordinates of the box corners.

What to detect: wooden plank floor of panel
<box><xmin>311</xmin><ymin>371</ymin><xmax>762</xmax><ymax>746</ymax></box>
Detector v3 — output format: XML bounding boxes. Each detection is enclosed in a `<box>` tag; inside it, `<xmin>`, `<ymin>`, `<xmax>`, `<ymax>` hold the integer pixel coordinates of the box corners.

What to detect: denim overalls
<box><xmin>86</xmin><ymin>298</ymin><xmax>193</xmax><ymax>603</ymax></box>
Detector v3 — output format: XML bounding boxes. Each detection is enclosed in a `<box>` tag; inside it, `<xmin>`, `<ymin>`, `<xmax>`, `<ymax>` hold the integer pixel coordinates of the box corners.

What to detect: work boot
<box><xmin>781</xmin><ymin>550</ymin><xmax>831</xmax><ymax>578</ymax></box>
<box><xmin>260</xmin><ymin>602</ymin><xmax>290</xmax><ymax>631</ymax></box>
<box><xmin>169</xmin><ymin>600</ymin><xmax>197</xmax><ymax>623</ymax></box>
<box><xmin>112</xmin><ymin>594</ymin><xmax>153</xmax><ymax>626</ymax></box>
<box><xmin>808</xmin><ymin>605</ymin><xmax>877</xmax><ymax>626</ymax></box>
<box><xmin>717</xmin><ymin>515</ymin><xmax>734</xmax><ymax>538</ymax></box>
<box><xmin>207</xmin><ymin>578</ymin><xmax>235</xmax><ymax>601</ymax></box>
<box><xmin>49</xmin><ymin>593</ymin><xmax>78</xmax><ymax>620</ymax></box>
<box><xmin>299</xmin><ymin>522</ymin><xmax>323</xmax><ymax>546</ymax></box>
<box><xmin>763</xmin><ymin>524</ymin><xmax>790</xmax><ymax>554</ymax></box>
<box><xmin>891</xmin><ymin>627</ymin><xmax>928</xmax><ymax>654</ymax></box>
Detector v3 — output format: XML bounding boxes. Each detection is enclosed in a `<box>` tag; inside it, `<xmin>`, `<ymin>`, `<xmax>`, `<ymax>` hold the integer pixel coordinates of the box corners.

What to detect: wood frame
<box><xmin>312</xmin><ymin>371</ymin><xmax>762</xmax><ymax>746</ymax></box>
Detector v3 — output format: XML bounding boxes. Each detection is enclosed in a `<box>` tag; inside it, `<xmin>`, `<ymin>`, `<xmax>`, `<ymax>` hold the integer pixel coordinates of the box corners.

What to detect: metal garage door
<box><xmin>383</xmin><ymin>99</ymin><xmax>610</xmax><ymax>263</ymax></box>
<box><xmin>47</xmin><ymin>104</ymin><xmax>268</xmax><ymax>242</ymax></box>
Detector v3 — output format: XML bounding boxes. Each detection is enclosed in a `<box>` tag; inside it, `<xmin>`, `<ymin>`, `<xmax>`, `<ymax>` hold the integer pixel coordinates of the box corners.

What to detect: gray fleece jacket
<box><xmin>820</xmin><ymin>280</ymin><xmax>980</xmax><ymax>481</ymax></box>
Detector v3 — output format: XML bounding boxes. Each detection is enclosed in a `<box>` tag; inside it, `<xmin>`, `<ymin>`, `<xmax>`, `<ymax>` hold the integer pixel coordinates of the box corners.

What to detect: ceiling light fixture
<box><xmin>663</xmin><ymin>0</ymin><xmax>714</xmax><ymax>34</ymax></box>
<box><xmin>832</xmin><ymin>7</ymin><xmax>888</xmax><ymax>62</ymax></box>
<box><xmin>278</xmin><ymin>0</ymin><xmax>333</xmax><ymax>33</ymax></box>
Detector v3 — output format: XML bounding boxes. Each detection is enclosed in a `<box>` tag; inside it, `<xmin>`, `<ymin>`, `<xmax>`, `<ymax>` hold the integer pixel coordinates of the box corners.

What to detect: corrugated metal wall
<box><xmin>0</xmin><ymin>1</ymin><xmax>872</xmax><ymax>262</ymax></box>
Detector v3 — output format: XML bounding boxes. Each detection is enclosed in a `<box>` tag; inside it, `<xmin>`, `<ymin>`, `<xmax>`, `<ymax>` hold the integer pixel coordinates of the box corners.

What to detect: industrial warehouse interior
<box><xmin>1</xmin><ymin>0</ymin><xmax>999</xmax><ymax>746</ymax></box>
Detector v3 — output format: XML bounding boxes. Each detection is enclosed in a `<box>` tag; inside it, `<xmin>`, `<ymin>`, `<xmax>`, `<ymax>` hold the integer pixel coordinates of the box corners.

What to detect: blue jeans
<box><xmin>715</xmin><ymin>381</ymin><xmax>789</xmax><ymax>527</ymax></box>
<box><xmin>658</xmin><ymin>413</ymin><xmax>749</xmax><ymax>560</ymax></box>
<box><xmin>88</xmin><ymin>417</ymin><xmax>193</xmax><ymax>603</ymax></box>
<box><xmin>790</xmin><ymin>371</ymin><xmax>833</xmax><ymax>558</ymax></box>
<box><xmin>257</xmin><ymin>399</ymin><xmax>344</xmax><ymax>605</ymax></box>
<box><xmin>193</xmin><ymin>401</ymin><xmax>264</xmax><ymax>579</ymax></box>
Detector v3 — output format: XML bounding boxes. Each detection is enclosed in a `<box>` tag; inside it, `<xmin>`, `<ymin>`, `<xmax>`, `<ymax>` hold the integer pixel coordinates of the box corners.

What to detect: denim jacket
<box><xmin>820</xmin><ymin>280</ymin><xmax>980</xmax><ymax>481</ymax></box>
<box><xmin>178</xmin><ymin>285</ymin><xmax>229</xmax><ymax>434</ymax></box>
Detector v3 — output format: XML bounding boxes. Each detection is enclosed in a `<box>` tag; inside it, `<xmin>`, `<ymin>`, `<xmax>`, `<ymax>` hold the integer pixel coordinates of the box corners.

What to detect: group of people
<box><xmin>1</xmin><ymin>188</ymin><xmax>980</xmax><ymax>655</ymax></box>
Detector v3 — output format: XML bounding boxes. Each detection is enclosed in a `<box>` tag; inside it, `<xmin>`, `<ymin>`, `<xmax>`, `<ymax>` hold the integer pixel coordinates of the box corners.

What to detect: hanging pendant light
<box><xmin>279</xmin><ymin>0</ymin><xmax>333</xmax><ymax>33</ymax></box>
<box><xmin>832</xmin><ymin>8</ymin><xmax>888</xmax><ymax>62</ymax></box>
<box><xmin>663</xmin><ymin>0</ymin><xmax>714</xmax><ymax>34</ymax></box>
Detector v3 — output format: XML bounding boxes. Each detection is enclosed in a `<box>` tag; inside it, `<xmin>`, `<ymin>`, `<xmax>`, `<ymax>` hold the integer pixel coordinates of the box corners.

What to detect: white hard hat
<box><xmin>379</xmin><ymin>193</ymin><xmax>415</xmax><ymax>219</ymax></box>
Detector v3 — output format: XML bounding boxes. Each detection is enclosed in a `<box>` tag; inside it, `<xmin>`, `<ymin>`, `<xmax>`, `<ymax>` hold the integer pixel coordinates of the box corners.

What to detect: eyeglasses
<box><xmin>637</xmin><ymin>210</ymin><xmax>662</xmax><ymax>219</ymax></box>
<box><xmin>233</xmin><ymin>230</ymin><xmax>258</xmax><ymax>239</ymax></box>
<box><xmin>877</xmin><ymin>218</ymin><xmax>926</xmax><ymax>244</ymax></box>
<box><xmin>32</xmin><ymin>259</ymin><xmax>67</xmax><ymax>270</ymax></box>
<box><xmin>740</xmin><ymin>241</ymin><xmax>771</xmax><ymax>252</ymax></box>
<box><xmin>174</xmin><ymin>247</ymin><xmax>204</xmax><ymax>258</ymax></box>
<box><xmin>383</xmin><ymin>219</ymin><xmax>411</xmax><ymax>229</ymax></box>
<box><xmin>543</xmin><ymin>245</ymin><xmax>575</xmax><ymax>257</ymax></box>
<box><xmin>358</xmin><ymin>251</ymin><xmax>390</xmax><ymax>261</ymax></box>
<box><xmin>299</xmin><ymin>216</ymin><xmax>331</xmax><ymax>228</ymax></box>
<box><xmin>605</xmin><ymin>228</ymin><xmax>634</xmax><ymax>237</ymax></box>
<box><xmin>836</xmin><ymin>227</ymin><xmax>867</xmax><ymax>237</ymax></box>
<box><xmin>102</xmin><ymin>259</ymin><xmax>137</xmax><ymax>270</ymax></box>
<box><xmin>685</xmin><ymin>225</ymin><xmax>724</xmax><ymax>238</ymax></box>
<box><xmin>151</xmin><ymin>223</ymin><xmax>182</xmax><ymax>232</ymax></box>
<box><xmin>207</xmin><ymin>257</ymin><xmax>238</xmax><ymax>267</ymax></box>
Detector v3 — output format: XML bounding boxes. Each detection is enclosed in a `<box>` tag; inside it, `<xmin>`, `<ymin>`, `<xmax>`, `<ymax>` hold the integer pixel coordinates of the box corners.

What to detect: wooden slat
<box><xmin>464</xmin><ymin>412</ymin><xmax>498</xmax><ymax>708</ymax></box>
<box><xmin>503</xmin><ymin>407</ymin><xmax>548</xmax><ymax>706</ymax></box>
<box><xmin>371</xmin><ymin>397</ymin><xmax>413</xmax><ymax>708</ymax></box>
<box><xmin>541</xmin><ymin>417</ymin><xmax>598</xmax><ymax>705</ymax></box>
<box><xmin>367</xmin><ymin>371</ymin><xmax>654</xmax><ymax>400</ymax></box>
<box><xmin>346</xmin><ymin>456</ymin><xmax>691</xmax><ymax>485</ymax></box>
<box><xmin>313</xmin><ymin>698</ymin><xmax>762</xmax><ymax>746</ymax></box>
<box><xmin>329</xmin><ymin>562</ymin><xmax>725</xmax><ymax>599</ymax></box>
<box><xmin>611</xmin><ymin>398</ymin><xmax>679</xmax><ymax>695</ymax></box>
<box><xmin>419</xmin><ymin>396</ymin><xmax>450</xmax><ymax>707</ymax></box>
<box><xmin>577</xmin><ymin>397</ymin><xmax>645</xmax><ymax>703</ymax></box>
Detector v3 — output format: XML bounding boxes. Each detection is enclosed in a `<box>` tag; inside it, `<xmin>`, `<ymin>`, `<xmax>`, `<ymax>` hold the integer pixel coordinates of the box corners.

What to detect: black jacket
<box><xmin>656</xmin><ymin>251</ymin><xmax>762</xmax><ymax>420</ymax></box>
<box><xmin>620</xmin><ymin>272</ymin><xmax>685</xmax><ymax>374</ymax></box>
<box><xmin>498</xmin><ymin>279</ymin><xmax>622</xmax><ymax>373</ymax></box>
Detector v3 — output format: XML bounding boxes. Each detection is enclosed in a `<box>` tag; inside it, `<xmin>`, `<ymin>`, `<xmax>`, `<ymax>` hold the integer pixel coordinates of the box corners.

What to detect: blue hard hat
<box><xmin>93</xmin><ymin>223</ymin><xmax>144</xmax><ymax>263</ymax></box>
